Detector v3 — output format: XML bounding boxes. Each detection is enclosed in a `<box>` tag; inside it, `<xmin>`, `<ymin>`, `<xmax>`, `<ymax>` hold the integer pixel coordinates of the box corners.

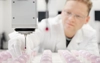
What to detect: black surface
<box><xmin>66</xmin><ymin>39</ymin><xmax>71</xmax><ymax>47</ymax></box>
<box><xmin>95</xmin><ymin>11</ymin><xmax>100</xmax><ymax>21</ymax></box>
<box><xmin>45</xmin><ymin>0</ymin><xmax>49</xmax><ymax>4</ymax></box>
<box><xmin>58</xmin><ymin>11</ymin><xmax>62</xmax><ymax>14</ymax></box>
<box><xmin>38</xmin><ymin>11</ymin><xmax>49</xmax><ymax>22</ymax></box>
<box><xmin>15</xmin><ymin>28</ymin><xmax>35</xmax><ymax>31</ymax></box>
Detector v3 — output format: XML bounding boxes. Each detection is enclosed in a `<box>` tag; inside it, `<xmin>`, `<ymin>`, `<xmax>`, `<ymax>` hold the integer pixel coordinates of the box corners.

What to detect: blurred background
<box><xmin>0</xmin><ymin>0</ymin><xmax>100</xmax><ymax>50</ymax></box>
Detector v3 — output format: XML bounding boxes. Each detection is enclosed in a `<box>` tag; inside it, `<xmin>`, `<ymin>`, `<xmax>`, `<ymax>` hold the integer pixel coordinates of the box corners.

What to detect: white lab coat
<box><xmin>8</xmin><ymin>15</ymin><xmax>99</xmax><ymax>58</ymax></box>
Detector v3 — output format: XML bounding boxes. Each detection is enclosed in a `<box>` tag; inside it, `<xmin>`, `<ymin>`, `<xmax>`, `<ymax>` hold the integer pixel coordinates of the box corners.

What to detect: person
<box><xmin>8</xmin><ymin>0</ymin><xmax>99</xmax><ymax>58</ymax></box>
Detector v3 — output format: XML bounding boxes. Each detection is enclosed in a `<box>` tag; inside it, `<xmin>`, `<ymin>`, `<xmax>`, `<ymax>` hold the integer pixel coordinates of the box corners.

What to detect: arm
<box><xmin>8</xmin><ymin>19</ymin><xmax>46</xmax><ymax>58</ymax></box>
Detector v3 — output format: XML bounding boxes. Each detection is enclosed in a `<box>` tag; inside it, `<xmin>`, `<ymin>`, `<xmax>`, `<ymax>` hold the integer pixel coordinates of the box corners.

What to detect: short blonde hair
<box><xmin>66</xmin><ymin>0</ymin><xmax>92</xmax><ymax>14</ymax></box>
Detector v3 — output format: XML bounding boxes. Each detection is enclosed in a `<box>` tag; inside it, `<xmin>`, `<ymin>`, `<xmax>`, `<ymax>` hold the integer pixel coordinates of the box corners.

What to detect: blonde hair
<box><xmin>66</xmin><ymin>0</ymin><xmax>92</xmax><ymax>14</ymax></box>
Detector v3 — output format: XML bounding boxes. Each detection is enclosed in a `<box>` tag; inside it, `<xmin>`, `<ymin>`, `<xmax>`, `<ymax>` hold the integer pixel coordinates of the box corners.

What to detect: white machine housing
<box><xmin>12</xmin><ymin>0</ymin><xmax>37</xmax><ymax>28</ymax></box>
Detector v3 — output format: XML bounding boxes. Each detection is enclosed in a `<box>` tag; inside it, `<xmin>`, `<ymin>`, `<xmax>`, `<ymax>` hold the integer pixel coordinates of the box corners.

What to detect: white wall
<box><xmin>37</xmin><ymin>0</ymin><xmax>66</xmax><ymax>17</ymax></box>
<box><xmin>89</xmin><ymin>1</ymin><xmax>100</xmax><ymax>43</ymax></box>
<box><xmin>3</xmin><ymin>0</ymin><xmax>14</xmax><ymax>35</ymax></box>
<box><xmin>0</xmin><ymin>1</ymin><xmax>3</xmax><ymax>33</ymax></box>
<box><xmin>0</xmin><ymin>0</ymin><xmax>14</xmax><ymax>48</ymax></box>
<box><xmin>89</xmin><ymin>1</ymin><xmax>100</xmax><ymax>28</ymax></box>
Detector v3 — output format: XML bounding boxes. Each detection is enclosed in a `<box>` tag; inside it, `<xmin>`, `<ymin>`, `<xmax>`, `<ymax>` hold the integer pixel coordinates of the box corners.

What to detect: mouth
<box><xmin>66</xmin><ymin>23</ymin><xmax>74</xmax><ymax>27</ymax></box>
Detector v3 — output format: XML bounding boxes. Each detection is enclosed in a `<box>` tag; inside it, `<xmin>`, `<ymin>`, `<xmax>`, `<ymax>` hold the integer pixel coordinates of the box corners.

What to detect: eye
<box><xmin>75</xmin><ymin>15</ymin><xmax>81</xmax><ymax>18</ymax></box>
<box><xmin>66</xmin><ymin>12</ymin><xmax>71</xmax><ymax>15</ymax></box>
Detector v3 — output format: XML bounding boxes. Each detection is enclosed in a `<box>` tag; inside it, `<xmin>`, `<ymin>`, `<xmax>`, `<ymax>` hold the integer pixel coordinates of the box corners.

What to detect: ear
<box><xmin>85</xmin><ymin>16</ymin><xmax>90</xmax><ymax>24</ymax></box>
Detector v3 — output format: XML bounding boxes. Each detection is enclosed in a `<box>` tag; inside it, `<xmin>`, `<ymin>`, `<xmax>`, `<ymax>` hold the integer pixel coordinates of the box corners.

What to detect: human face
<box><xmin>61</xmin><ymin>1</ymin><xmax>90</xmax><ymax>33</ymax></box>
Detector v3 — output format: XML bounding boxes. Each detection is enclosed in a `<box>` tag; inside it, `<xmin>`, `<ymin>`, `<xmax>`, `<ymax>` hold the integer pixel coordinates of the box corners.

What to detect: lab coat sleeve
<box><xmin>83</xmin><ymin>32</ymin><xmax>99</xmax><ymax>56</ymax></box>
<box><xmin>26</xmin><ymin>19</ymin><xmax>47</xmax><ymax>52</ymax></box>
<box><xmin>8</xmin><ymin>19</ymin><xmax>46</xmax><ymax>58</ymax></box>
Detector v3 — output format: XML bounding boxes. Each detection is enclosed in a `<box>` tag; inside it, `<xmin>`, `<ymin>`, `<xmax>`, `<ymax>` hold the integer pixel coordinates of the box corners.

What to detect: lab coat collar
<box><xmin>67</xmin><ymin>29</ymin><xmax>84</xmax><ymax>50</ymax></box>
<box><xmin>57</xmin><ymin>15</ymin><xmax>84</xmax><ymax>50</ymax></box>
<box><xmin>54</xmin><ymin>15</ymin><xmax>83</xmax><ymax>50</ymax></box>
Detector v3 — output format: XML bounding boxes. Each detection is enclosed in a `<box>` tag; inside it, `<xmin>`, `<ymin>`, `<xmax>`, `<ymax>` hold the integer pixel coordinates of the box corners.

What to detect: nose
<box><xmin>68</xmin><ymin>15</ymin><xmax>75</xmax><ymax>22</ymax></box>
